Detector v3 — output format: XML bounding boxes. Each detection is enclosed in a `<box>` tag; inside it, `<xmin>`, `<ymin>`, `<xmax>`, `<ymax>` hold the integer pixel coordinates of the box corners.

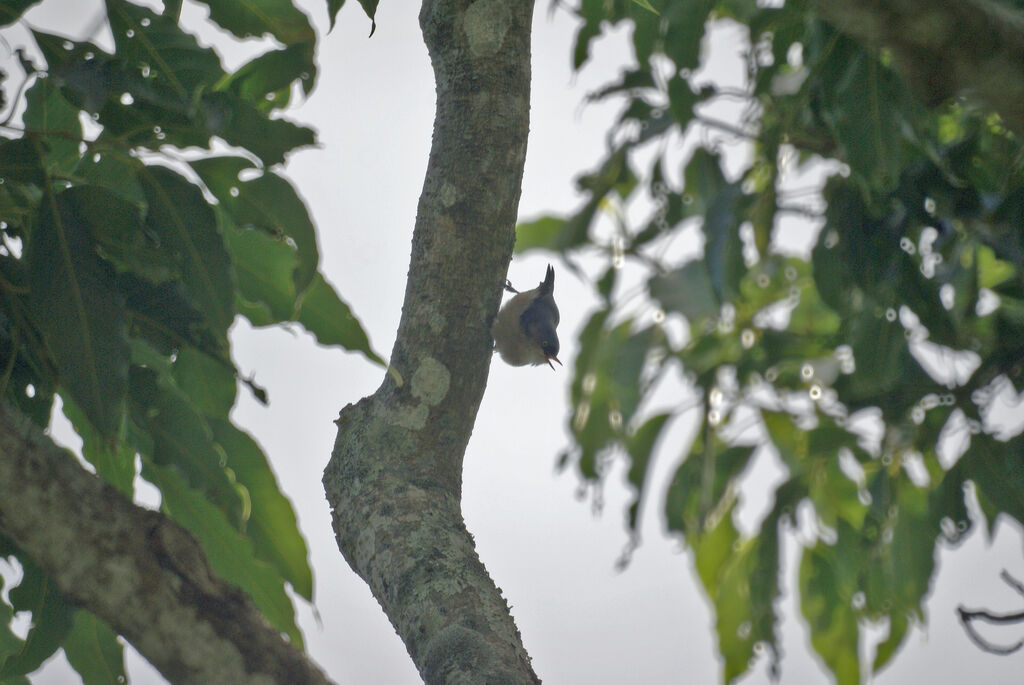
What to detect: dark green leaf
<box><xmin>0</xmin><ymin>0</ymin><xmax>43</xmax><ymax>27</ymax></box>
<box><xmin>667</xmin><ymin>74</ymin><xmax>697</xmax><ymax>127</ymax></box>
<box><xmin>326</xmin><ymin>0</ymin><xmax>344</xmax><ymax>30</ymax></box>
<box><xmin>661</xmin><ymin>0</ymin><xmax>711</xmax><ymax>72</ymax></box>
<box><xmin>960</xmin><ymin>433</ymin><xmax>1024</xmax><ymax>527</ymax></box>
<box><xmin>297</xmin><ymin>274</ymin><xmax>385</xmax><ymax>365</ymax></box>
<box><xmin>189</xmin><ymin>0</ymin><xmax>314</xmax><ymax>45</ymax></box>
<box><xmin>26</xmin><ymin>187</ymin><xmax>129</xmax><ymax>437</ymax></box>
<box><xmin>0</xmin><ymin>138</ymin><xmax>46</xmax><ymax>186</ymax></box>
<box><xmin>220</xmin><ymin>43</ymin><xmax>317</xmax><ymax>103</ymax></box>
<box><xmin>200</xmin><ymin>92</ymin><xmax>316</xmax><ymax>166</ymax></box>
<box><xmin>138</xmin><ymin>166</ymin><xmax>234</xmax><ymax>342</ymax></box>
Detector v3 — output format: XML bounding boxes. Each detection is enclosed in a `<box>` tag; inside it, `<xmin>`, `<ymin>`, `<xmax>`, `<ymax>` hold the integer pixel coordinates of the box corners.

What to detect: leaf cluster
<box><xmin>0</xmin><ymin>0</ymin><xmax>378</xmax><ymax>681</ymax></box>
<box><xmin>520</xmin><ymin>1</ymin><xmax>1024</xmax><ymax>683</ymax></box>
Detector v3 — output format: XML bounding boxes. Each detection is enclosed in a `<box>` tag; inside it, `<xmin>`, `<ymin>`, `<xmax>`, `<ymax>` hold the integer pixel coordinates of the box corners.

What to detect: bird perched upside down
<box><xmin>492</xmin><ymin>265</ymin><xmax>561</xmax><ymax>370</ymax></box>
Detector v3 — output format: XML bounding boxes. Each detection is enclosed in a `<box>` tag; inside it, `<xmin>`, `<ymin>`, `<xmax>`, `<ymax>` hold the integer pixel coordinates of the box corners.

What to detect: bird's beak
<box><xmin>545</xmin><ymin>355</ymin><xmax>562</xmax><ymax>371</ymax></box>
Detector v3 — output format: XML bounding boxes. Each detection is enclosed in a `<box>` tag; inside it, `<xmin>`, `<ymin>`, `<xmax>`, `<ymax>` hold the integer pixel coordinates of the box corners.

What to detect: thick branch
<box><xmin>323</xmin><ymin>0</ymin><xmax>538</xmax><ymax>683</ymax></box>
<box><xmin>0</xmin><ymin>402</ymin><xmax>332</xmax><ymax>685</ymax></box>
<box><xmin>810</xmin><ymin>0</ymin><xmax>1024</xmax><ymax>134</ymax></box>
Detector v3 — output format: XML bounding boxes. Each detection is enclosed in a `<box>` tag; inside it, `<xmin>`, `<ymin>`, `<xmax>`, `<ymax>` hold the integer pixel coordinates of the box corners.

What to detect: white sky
<box><xmin>4</xmin><ymin>1</ymin><xmax>1024</xmax><ymax>683</ymax></box>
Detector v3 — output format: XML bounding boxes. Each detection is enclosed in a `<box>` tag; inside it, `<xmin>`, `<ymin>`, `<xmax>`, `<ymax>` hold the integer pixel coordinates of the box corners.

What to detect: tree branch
<box><xmin>809</xmin><ymin>0</ymin><xmax>1024</xmax><ymax>134</ymax></box>
<box><xmin>322</xmin><ymin>0</ymin><xmax>539</xmax><ymax>683</ymax></box>
<box><xmin>0</xmin><ymin>402</ymin><xmax>333</xmax><ymax>685</ymax></box>
<box><xmin>957</xmin><ymin>607</ymin><xmax>1024</xmax><ymax>655</ymax></box>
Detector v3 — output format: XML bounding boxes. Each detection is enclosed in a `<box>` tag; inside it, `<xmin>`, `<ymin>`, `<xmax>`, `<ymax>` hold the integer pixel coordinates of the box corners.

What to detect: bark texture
<box><xmin>810</xmin><ymin>0</ymin><xmax>1024</xmax><ymax>134</ymax></box>
<box><xmin>322</xmin><ymin>0</ymin><xmax>538</xmax><ymax>683</ymax></box>
<box><xmin>0</xmin><ymin>402</ymin><xmax>332</xmax><ymax>685</ymax></box>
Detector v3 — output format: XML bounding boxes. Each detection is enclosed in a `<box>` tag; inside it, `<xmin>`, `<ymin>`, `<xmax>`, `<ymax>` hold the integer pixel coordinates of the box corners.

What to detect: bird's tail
<box><xmin>539</xmin><ymin>264</ymin><xmax>555</xmax><ymax>295</ymax></box>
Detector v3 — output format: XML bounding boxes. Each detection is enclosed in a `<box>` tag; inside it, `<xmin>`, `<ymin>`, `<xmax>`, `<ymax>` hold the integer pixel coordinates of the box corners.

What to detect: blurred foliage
<box><xmin>519</xmin><ymin>0</ymin><xmax>1024</xmax><ymax>683</ymax></box>
<box><xmin>0</xmin><ymin>0</ymin><xmax>377</xmax><ymax>680</ymax></box>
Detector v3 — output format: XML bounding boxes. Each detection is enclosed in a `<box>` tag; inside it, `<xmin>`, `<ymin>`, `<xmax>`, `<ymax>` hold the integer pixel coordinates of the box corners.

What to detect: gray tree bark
<box><xmin>810</xmin><ymin>0</ymin><xmax>1024</xmax><ymax>134</ymax></box>
<box><xmin>322</xmin><ymin>0</ymin><xmax>540</xmax><ymax>683</ymax></box>
<box><xmin>0</xmin><ymin>402</ymin><xmax>333</xmax><ymax>685</ymax></box>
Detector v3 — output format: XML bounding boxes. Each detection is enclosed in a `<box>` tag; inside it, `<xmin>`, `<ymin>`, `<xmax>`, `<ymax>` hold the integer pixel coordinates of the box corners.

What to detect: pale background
<box><xmin>2</xmin><ymin>1</ymin><xmax>1022</xmax><ymax>683</ymax></box>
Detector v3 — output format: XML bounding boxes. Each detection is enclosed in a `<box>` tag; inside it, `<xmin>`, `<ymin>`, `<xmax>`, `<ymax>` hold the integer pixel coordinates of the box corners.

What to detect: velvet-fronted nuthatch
<box><xmin>492</xmin><ymin>265</ymin><xmax>561</xmax><ymax>370</ymax></box>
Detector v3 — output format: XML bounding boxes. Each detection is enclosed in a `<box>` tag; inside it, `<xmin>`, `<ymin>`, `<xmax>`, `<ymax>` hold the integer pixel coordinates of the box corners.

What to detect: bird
<box><xmin>492</xmin><ymin>264</ymin><xmax>561</xmax><ymax>370</ymax></box>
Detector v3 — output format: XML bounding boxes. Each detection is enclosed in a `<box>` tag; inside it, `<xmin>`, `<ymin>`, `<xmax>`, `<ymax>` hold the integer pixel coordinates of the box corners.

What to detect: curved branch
<box><xmin>809</xmin><ymin>0</ymin><xmax>1024</xmax><ymax>134</ymax></box>
<box><xmin>322</xmin><ymin>0</ymin><xmax>539</xmax><ymax>683</ymax></box>
<box><xmin>958</xmin><ymin>607</ymin><xmax>1024</xmax><ymax>655</ymax></box>
<box><xmin>0</xmin><ymin>402</ymin><xmax>333</xmax><ymax>685</ymax></box>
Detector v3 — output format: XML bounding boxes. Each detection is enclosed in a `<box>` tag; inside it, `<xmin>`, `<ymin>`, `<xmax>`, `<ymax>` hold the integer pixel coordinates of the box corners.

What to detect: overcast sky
<box><xmin>6</xmin><ymin>1</ymin><xmax>1024</xmax><ymax>683</ymax></box>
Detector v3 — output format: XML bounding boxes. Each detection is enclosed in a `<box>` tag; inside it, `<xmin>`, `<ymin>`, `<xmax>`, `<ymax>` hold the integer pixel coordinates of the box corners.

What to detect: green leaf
<box><xmin>667</xmin><ymin>74</ymin><xmax>697</xmax><ymax>127</ymax></box>
<box><xmin>172</xmin><ymin>346</ymin><xmax>236</xmax><ymax>420</ymax></box>
<box><xmin>224</xmin><ymin>216</ymin><xmax>300</xmax><ymax>322</ymax></box>
<box><xmin>960</xmin><ymin>433</ymin><xmax>1024</xmax><ymax>527</ymax></box>
<box><xmin>143</xmin><ymin>460</ymin><xmax>304</xmax><ymax>647</ymax></box>
<box><xmin>210</xmin><ymin>419</ymin><xmax>313</xmax><ymax>600</ymax></box>
<box><xmin>661</xmin><ymin>0</ymin><xmax>711</xmax><ymax>72</ymax></box>
<box><xmin>649</xmin><ymin>261</ymin><xmax>721</xmax><ymax>322</ymax></box>
<box><xmin>325</xmin><ymin>0</ymin><xmax>344</xmax><ymax>30</ymax></box>
<box><xmin>629</xmin><ymin>0</ymin><xmax>658</xmax><ymax>15</ymax></box>
<box><xmin>61</xmin><ymin>184</ymin><xmax>174</xmax><ymax>283</ymax></box>
<box><xmin>62</xmin><ymin>611</ymin><xmax>125</xmax><ymax>685</ymax></box>
<box><xmin>189</xmin><ymin>0</ymin><xmax>314</xmax><ymax>45</ymax></box>
<box><xmin>665</xmin><ymin>433</ymin><xmax>755</xmax><ymax>536</ymax></box>
<box><xmin>191</xmin><ymin>157</ymin><xmax>319</xmax><ymax>292</ymax></box>
<box><xmin>799</xmin><ymin>544</ymin><xmax>860</xmax><ymax>685</ymax></box>
<box><xmin>121</xmin><ymin>275</ymin><xmax>217</xmax><ymax>356</ymax></box>
<box><xmin>128</xmin><ymin>364</ymin><xmax>246</xmax><ymax>527</ymax></box>
<box><xmin>322</xmin><ymin>0</ymin><xmax>381</xmax><ymax>32</ymax></box>
<box><xmin>625</xmin><ymin>413</ymin><xmax>671</xmax><ymax>531</ymax></box>
<box><xmin>61</xmin><ymin>396</ymin><xmax>135</xmax><ymax>496</ymax></box>
<box><xmin>26</xmin><ymin>187</ymin><xmax>130</xmax><ymax>438</ymax></box>
<box><xmin>106</xmin><ymin>0</ymin><xmax>224</xmax><ymax>99</ymax></box>
<box><xmin>222</xmin><ymin>209</ymin><xmax>381</xmax><ymax>367</ymax></box>
<box><xmin>872</xmin><ymin>612</ymin><xmax>908</xmax><ymax>673</ymax></box>
<box><xmin>297</xmin><ymin>274</ymin><xmax>385</xmax><ymax>365</ymax></box>
<box><xmin>73</xmin><ymin>150</ymin><xmax>146</xmax><ymax>208</ymax></box>
<box><xmin>220</xmin><ymin>43</ymin><xmax>317</xmax><ymax>103</ymax></box>
<box><xmin>200</xmin><ymin>92</ymin><xmax>317</xmax><ymax>166</ymax></box>
<box><xmin>514</xmin><ymin>215</ymin><xmax>570</xmax><ymax>253</ymax></box>
<box><xmin>0</xmin><ymin>561</ymin><xmax>72</xmax><ymax>679</ymax></box>
<box><xmin>139</xmin><ymin>166</ymin><xmax>235</xmax><ymax>342</ymax></box>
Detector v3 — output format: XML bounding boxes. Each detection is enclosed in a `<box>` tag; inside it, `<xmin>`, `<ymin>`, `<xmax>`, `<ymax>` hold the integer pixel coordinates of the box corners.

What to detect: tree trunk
<box><xmin>322</xmin><ymin>0</ymin><xmax>539</xmax><ymax>683</ymax></box>
<box><xmin>0</xmin><ymin>402</ymin><xmax>333</xmax><ymax>685</ymax></box>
